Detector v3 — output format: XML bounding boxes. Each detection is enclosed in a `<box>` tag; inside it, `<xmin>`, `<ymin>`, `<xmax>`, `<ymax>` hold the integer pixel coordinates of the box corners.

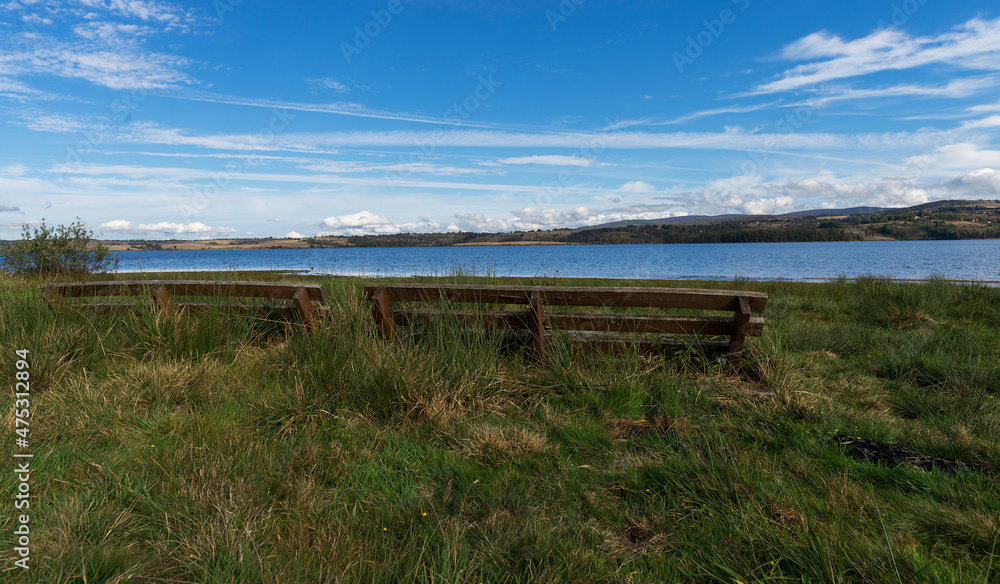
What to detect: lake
<box><xmin>113</xmin><ymin>239</ymin><xmax>1000</xmax><ymax>282</ymax></box>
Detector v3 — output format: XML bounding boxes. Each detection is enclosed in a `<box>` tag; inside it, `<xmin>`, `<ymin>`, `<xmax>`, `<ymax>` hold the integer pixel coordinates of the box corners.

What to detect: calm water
<box><xmin>113</xmin><ymin>240</ymin><xmax>1000</xmax><ymax>282</ymax></box>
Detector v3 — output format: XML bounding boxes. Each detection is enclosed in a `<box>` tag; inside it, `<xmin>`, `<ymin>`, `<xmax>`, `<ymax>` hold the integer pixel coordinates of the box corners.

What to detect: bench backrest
<box><xmin>365</xmin><ymin>283</ymin><xmax>765</xmax><ymax>311</ymax></box>
<box><xmin>45</xmin><ymin>280</ymin><xmax>326</xmax><ymax>330</ymax></box>
<box><xmin>364</xmin><ymin>283</ymin><xmax>766</xmax><ymax>355</ymax></box>
<box><xmin>45</xmin><ymin>280</ymin><xmax>325</xmax><ymax>301</ymax></box>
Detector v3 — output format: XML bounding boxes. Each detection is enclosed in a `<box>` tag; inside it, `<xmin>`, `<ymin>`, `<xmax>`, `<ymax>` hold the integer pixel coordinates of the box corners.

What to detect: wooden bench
<box><xmin>43</xmin><ymin>280</ymin><xmax>328</xmax><ymax>330</ymax></box>
<box><xmin>364</xmin><ymin>283</ymin><xmax>766</xmax><ymax>359</ymax></box>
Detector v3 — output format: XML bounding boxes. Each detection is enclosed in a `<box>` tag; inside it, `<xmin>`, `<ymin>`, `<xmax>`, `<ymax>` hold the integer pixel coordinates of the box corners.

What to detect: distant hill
<box><xmin>82</xmin><ymin>199</ymin><xmax>1000</xmax><ymax>250</ymax></box>
<box><xmin>584</xmin><ymin>206</ymin><xmax>885</xmax><ymax>229</ymax></box>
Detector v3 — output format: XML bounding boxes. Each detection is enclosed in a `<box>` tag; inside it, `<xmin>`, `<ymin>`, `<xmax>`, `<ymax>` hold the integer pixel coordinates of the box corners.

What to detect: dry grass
<box><xmin>1</xmin><ymin>273</ymin><xmax>998</xmax><ymax>582</ymax></box>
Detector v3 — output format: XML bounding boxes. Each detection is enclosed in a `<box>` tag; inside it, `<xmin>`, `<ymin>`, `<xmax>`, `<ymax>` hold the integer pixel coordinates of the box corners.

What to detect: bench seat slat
<box><xmin>394</xmin><ymin>308</ymin><xmax>763</xmax><ymax>337</ymax></box>
<box><xmin>555</xmin><ymin>331</ymin><xmax>731</xmax><ymax>354</ymax></box>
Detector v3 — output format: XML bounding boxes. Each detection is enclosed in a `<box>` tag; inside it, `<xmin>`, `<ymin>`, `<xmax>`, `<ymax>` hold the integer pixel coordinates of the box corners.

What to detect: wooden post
<box><xmin>292</xmin><ymin>287</ymin><xmax>316</xmax><ymax>331</ymax></box>
<box><xmin>728</xmin><ymin>296</ymin><xmax>751</xmax><ymax>353</ymax></box>
<box><xmin>371</xmin><ymin>287</ymin><xmax>395</xmax><ymax>339</ymax></box>
<box><xmin>43</xmin><ymin>284</ymin><xmax>59</xmax><ymax>310</ymax></box>
<box><xmin>530</xmin><ymin>291</ymin><xmax>545</xmax><ymax>362</ymax></box>
<box><xmin>150</xmin><ymin>284</ymin><xmax>174</xmax><ymax>314</ymax></box>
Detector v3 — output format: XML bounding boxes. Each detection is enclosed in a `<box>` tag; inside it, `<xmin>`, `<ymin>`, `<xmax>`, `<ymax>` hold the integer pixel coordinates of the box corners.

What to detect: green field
<box><xmin>1</xmin><ymin>272</ymin><xmax>998</xmax><ymax>583</ymax></box>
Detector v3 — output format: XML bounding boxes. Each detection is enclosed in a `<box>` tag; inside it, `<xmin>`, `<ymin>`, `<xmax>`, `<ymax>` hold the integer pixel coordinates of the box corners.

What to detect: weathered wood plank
<box><xmin>48</xmin><ymin>280</ymin><xmax>325</xmax><ymax>301</ymax></box>
<box><xmin>363</xmin><ymin>282</ymin><xmax>767</xmax><ymax>355</ymax></box>
<box><xmin>371</xmin><ymin>287</ymin><xmax>395</xmax><ymax>339</ymax></box>
<box><xmin>548</xmin><ymin>312</ymin><xmax>764</xmax><ymax>337</ymax></box>
<box><xmin>363</xmin><ymin>283</ymin><xmax>766</xmax><ymax>313</ymax></box>
<box><xmin>70</xmin><ymin>301</ymin><xmax>301</xmax><ymax>317</ymax></box>
<box><xmin>530</xmin><ymin>291</ymin><xmax>545</xmax><ymax>362</ymax></box>
<box><xmin>43</xmin><ymin>284</ymin><xmax>59</xmax><ymax>309</ymax></box>
<box><xmin>393</xmin><ymin>309</ymin><xmax>533</xmax><ymax>330</ymax></box>
<box><xmin>557</xmin><ymin>331</ymin><xmax>730</xmax><ymax>355</ymax></box>
<box><xmin>728</xmin><ymin>296</ymin><xmax>752</xmax><ymax>353</ymax></box>
<box><xmin>150</xmin><ymin>284</ymin><xmax>174</xmax><ymax>314</ymax></box>
<box><xmin>292</xmin><ymin>286</ymin><xmax>316</xmax><ymax>330</ymax></box>
<box><xmin>392</xmin><ymin>309</ymin><xmax>763</xmax><ymax>337</ymax></box>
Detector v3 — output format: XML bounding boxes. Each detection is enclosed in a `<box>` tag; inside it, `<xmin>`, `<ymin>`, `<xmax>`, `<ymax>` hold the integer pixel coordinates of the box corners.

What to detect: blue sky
<box><xmin>1</xmin><ymin>0</ymin><xmax>999</xmax><ymax>239</ymax></box>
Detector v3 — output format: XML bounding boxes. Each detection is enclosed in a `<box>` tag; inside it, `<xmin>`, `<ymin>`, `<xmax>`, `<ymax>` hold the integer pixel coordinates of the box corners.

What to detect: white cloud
<box><xmin>98</xmin><ymin>219</ymin><xmax>134</xmax><ymax>231</ymax></box>
<box><xmin>959</xmin><ymin>115</ymin><xmax>1000</xmax><ymax>131</ymax></box>
<box><xmin>618</xmin><ymin>181</ymin><xmax>656</xmax><ymax>193</ymax></box>
<box><xmin>942</xmin><ymin>168</ymin><xmax>1000</xmax><ymax>195</ymax></box>
<box><xmin>21</xmin><ymin>46</ymin><xmax>192</xmax><ymax>89</ymax></box>
<box><xmin>300</xmin><ymin>160</ymin><xmax>486</xmax><ymax>176</ymax></box>
<box><xmin>791</xmin><ymin>78</ymin><xmax>997</xmax><ymax>107</ymax></box>
<box><xmin>73</xmin><ymin>21</ymin><xmax>153</xmax><ymax>42</ymax></box>
<box><xmin>73</xmin><ymin>0</ymin><xmax>191</xmax><ymax>26</ymax></box>
<box><xmin>284</xmin><ymin>231</ymin><xmax>303</xmax><ymax>238</ymax></box>
<box><xmin>903</xmin><ymin>143</ymin><xmax>1000</xmax><ymax>172</ymax></box>
<box><xmin>657</xmin><ymin>102</ymin><xmax>780</xmax><ymax>125</ymax></box>
<box><xmin>306</xmin><ymin>77</ymin><xmax>351</xmax><ymax>93</ymax></box>
<box><xmin>319</xmin><ymin>211</ymin><xmax>399</xmax><ymax>235</ymax></box>
<box><xmin>98</xmin><ymin>220</ymin><xmax>235</xmax><ymax>235</ymax></box>
<box><xmin>21</xmin><ymin>13</ymin><xmax>52</xmax><ymax>25</ymax></box>
<box><xmin>495</xmin><ymin>155</ymin><xmax>597</xmax><ymax>167</ymax></box>
<box><xmin>756</xmin><ymin>17</ymin><xmax>1000</xmax><ymax>94</ymax></box>
<box><xmin>451</xmin><ymin>204</ymin><xmax>690</xmax><ymax>232</ymax></box>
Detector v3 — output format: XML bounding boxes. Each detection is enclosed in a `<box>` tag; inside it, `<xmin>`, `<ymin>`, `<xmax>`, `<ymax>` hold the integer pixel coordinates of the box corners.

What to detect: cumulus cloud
<box><xmin>285</xmin><ymin>231</ymin><xmax>304</xmax><ymax>239</ymax></box>
<box><xmin>617</xmin><ymin>181</ymin><xmax>656</xmax><ymax>193</ymax></box>
<box><xmin>98</xmin><ymin>220</ymin><xmax>235</xmax><ymax>236</ymax></box>
<box><xmin>319</xmin><ymin>211</ymin><xmax>400</xmax><ymax>235</ymax></box>
<box><xmin>941</xmin><ymin>168</ymin><xmax>1000</xmax><ymax>195</ymax></box>
<box><xmin>904</xmin><ymin>143</ymin><xmax>1000</xmax><ymax>172</ymax></box>
<box><xmin>451</xmin><ymin>204</ymin><xmax>689</xmax><ymax>232</ymax></box>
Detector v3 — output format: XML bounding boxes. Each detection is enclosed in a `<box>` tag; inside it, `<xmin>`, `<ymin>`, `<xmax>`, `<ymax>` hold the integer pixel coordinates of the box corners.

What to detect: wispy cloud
<box><xmin>656</xmin><ymin>102</ymin><xmax>781</xmax><ymax>125</ymax></box>
<box><xmin>494</xmin><ymin>155</ymin><xmax>599</xmax><ymax>167</ymax></box>
<box><xmin>754</xmin><ymin>17</ymin><xmax>1000</xmax><ymax>94</ymax></box>
<box><xmin>73</xmin><ymin>0</ymin><xmax>195</xmax><ymax>29</ymax></box>
<box><xmin>306</xmin><ymin>77</ymin><xmax>351</xmax><ymax>93</ymax></box>
<box><xmin>787</xmin><ymin>77</ymin><xmax>997</xmax><ymax>107</ymax></box>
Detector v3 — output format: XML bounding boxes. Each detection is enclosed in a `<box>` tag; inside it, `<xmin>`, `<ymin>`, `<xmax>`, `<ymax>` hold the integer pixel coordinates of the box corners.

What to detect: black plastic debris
<box><xmin>829</xmin><ymin>435</ymin><xmax>970</xmax><ymax>475</ymax></box>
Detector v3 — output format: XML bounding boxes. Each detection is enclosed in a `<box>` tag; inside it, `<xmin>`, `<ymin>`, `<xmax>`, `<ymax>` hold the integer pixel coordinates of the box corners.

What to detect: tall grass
<box><xmin>1</xmin><ymin>272</ymin><xmax>998</xmax><ymax>582</ymax></box>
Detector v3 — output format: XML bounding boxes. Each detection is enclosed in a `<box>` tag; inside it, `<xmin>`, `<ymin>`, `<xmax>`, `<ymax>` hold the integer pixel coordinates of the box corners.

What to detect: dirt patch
<box><xmin>829</xmin><ymin>435</ymin><xmax>971</xmax><ymax>474</ymax></box>
<box><xmin>611</xmin><ymin>522</ymin><xmax>673</xmax><ymax>554</ymax></box>
<box><xmin>770</xmin><ymin>506</ymin><xmax>807</xmax><ymax>529</ymax></box>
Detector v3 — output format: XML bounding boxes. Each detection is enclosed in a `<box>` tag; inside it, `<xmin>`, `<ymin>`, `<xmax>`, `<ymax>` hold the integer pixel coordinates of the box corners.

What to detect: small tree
<box><xmin>1</xmin><ymin>218</ymin><xmax>119</xmax><ymax>276</ymax></box>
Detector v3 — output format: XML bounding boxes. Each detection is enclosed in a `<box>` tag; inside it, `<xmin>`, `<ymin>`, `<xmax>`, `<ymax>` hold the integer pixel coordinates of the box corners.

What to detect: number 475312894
<box><xmin>15</xmin><ymin>349</ymin><xmax>30</xmax><ymax>444</ymax></box>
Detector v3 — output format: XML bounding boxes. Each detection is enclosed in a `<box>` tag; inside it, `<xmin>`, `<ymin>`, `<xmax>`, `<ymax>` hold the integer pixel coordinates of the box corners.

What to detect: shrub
<box><xmin>0</xmin><ymin>218</ymin><xmax>118</xmax><ymax>276</ymax></box>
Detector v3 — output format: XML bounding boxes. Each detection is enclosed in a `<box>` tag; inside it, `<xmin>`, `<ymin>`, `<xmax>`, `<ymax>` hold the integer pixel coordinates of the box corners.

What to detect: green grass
<box><xmin>1</xmin><ymin>272</ymin><xmax>999</xmax><ymax>583</ymax></box>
